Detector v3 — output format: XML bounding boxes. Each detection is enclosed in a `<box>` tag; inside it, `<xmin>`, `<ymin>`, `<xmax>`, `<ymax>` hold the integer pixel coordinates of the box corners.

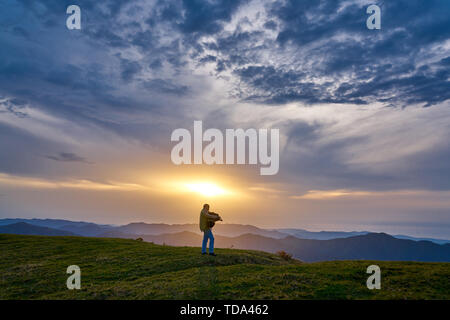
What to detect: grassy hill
<box><xmin>0</xmin><ymin>234</ymin><xmax>449</xmax><ymax>300</ymax></box>
<box><xmin>104</xmin><ymin>231</ymin><xmax>450</xmax><ymax>262</ymax></box>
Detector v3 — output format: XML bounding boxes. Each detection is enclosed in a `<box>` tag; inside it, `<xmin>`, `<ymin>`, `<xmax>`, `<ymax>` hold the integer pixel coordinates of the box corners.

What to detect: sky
<box><xmin>0</xmin><ymin>0</ymin><xmax>450</xmax><ymax>238</ymax></box>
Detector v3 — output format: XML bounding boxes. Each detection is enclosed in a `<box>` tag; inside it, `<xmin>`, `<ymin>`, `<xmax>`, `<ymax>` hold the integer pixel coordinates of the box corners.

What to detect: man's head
<box><xmin>203</xmin><ymin>204</ymin><xmax>210</xmax><ymax>211</ymax></box>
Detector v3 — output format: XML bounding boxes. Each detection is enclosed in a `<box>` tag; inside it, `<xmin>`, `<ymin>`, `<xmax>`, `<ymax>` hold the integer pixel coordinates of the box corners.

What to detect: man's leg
<box><xmin>202</xmin><ymin>230</ymin><xmax>209</xmax><ymax>254</ymax></box>
<box><xmin>208</xmin><ymin>230</ymin><xmax>214</xmax><ymax>254</ymax></box>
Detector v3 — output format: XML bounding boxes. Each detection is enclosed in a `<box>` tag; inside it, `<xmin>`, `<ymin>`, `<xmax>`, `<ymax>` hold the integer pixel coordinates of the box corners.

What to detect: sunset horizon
<box><xmin>1</xmin><ymin>0</ymin><xmax>449</xmax><ymax>306</ymax></box>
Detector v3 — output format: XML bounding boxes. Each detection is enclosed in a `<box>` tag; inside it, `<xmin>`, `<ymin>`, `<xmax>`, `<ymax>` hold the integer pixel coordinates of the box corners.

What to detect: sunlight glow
<box><xmin>184</xmin><ymin>182</ymin><xmax>229</xmax><ymax>197</ymax></box>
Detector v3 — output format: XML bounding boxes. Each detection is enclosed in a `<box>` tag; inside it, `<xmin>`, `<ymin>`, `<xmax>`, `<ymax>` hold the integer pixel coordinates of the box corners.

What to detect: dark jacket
<box><xmin>199</xmin><ymin>209</ymin><xmax>221</xmax><ymax>232</ymax></box>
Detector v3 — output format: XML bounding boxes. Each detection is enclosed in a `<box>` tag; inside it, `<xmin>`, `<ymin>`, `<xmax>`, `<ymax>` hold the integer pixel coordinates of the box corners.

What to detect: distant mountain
<box><xmin>115</xmin><ymin>222</ymin><xmax>287</xmax><ymax>238</ymax></box>
<box><xmin>57</xmin><ymin>223</ymin><xmax>115</xmax><ymax>237</ymax></box>
<box><xmin>275</xmin><ymin>228</ymin><xmax>450</xmax><ymax>244</ymax></box>
<box><xmin>393</xmin><ymin>234</ymin><xmax>450</xmax><ymax>245</ymax></box>
<box><xmin>213</xmin><ymin>224</ymin><xmax>288</xmax><ymax>239</ymax></box>
<box><xmin>275</xmin><ymin>233</ymin><xmax>450</xmax><ymax>262</ymax></box>
<box><xmin>0</xmin><ymin>219</ymin><xmax>260</xmax><ymax>238</ymax></box>
<box><xmin>0</xmin><ymin>218</ymin><xmax>448</xmax><ymax>245</ymax></box>
<box><xmin>0</xmin><ymin>219</ymin><xmax>286</xmax><ymax>238</ymax></box>
<box><xmin>275</xmin><ymin>228</ymin><xmax>369</xmax><ymax>240</ymax></box>
<box><xmin>114</xmin><ymin>222</ymin><xmax>197</xmax><ymax>235</ymax></box>
<box><xmin>102</xmin><ymin>231</ymin><xmax>450</xmax><ymax>262</ymax></box>
<box><xmin>0</xmin><ymin>218</ymin><xmax>114</xmax><ymax>237</ymax></box>
<box><xmin>0</xmin><ymin>218</ymin><xmax>78</xmax><ymax>228</ymax></box>
<box><xmin>0</xmin><ymin>222</ymin><xmax>77</xmax><ymax>236</ymax></box>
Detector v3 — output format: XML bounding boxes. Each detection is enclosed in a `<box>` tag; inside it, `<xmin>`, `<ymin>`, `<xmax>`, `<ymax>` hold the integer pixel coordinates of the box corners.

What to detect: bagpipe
<box><xmin>208</xmin><ymin>212</ymin><xmax>221</xmax><ymax>228</ymax></box>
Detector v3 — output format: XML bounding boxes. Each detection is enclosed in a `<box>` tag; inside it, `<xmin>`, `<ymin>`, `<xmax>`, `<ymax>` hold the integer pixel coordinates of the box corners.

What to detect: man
<box><xmin>199</xmin><ymin>203</ymin><xmax>222</xmax><ymax>256</ymax></box>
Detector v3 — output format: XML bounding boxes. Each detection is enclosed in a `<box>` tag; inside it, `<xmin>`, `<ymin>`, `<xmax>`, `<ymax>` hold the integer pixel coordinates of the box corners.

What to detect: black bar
<box><xmin>1</xmin><ymin>300</ymin><xmax>448</xmax><ymax>318</ymax></box>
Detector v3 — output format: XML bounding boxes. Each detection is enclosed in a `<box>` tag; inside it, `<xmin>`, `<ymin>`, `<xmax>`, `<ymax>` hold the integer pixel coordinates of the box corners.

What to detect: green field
<box><xmin>0</xmin><ymin>234</ymin><xmax>449</xmax><ymax>299</ymax></box>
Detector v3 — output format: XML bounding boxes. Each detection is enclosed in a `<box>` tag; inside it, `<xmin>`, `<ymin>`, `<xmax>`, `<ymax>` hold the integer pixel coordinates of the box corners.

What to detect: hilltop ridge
<box><xmin>1</xmin><ymin>234</ymin><xmax>449</xmax><ymax>300</ymax></box>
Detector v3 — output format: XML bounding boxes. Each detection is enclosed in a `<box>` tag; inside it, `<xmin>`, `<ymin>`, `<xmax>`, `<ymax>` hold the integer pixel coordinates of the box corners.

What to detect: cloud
<box><xmin>0</xmin><ymin>98</ymin><xmax>28</xmax><ymax>118</ymax></box>
<box><xmin>0</xmin><ymin>172</ymin><xmax>146</xmax><ymax>191</ymax></box>
<box><xmin>291</xmin><ymin>189</ymin><xmax>376</xmax><ymax>200</ymax></box>
<box><xmin>187</xmin><ymin>0</ymin><xmax>450</xmax><ymax>107</ymax></box>
<box><xmin>176</xmin><ymin>0</ymin><xmax>248</xmax><ymax>36</ymax></box>
<box><xmin>142</xmin><ymin>79</ymin><xmax>189</xmax><ymax>96</ymax></box>
<box><xmin>0</xmin><ymin>0</ymin><xmax>449</xmax><ymax>196</ymax></box>
<box><xmin>290</xmin><ymin>189</ymin><xmax>450</xmax><ymax>210</ymax></box>
<box><xmin>278</xmin><ymin>102</ymin><xmax>450</xmax><ymax>191</ymax></box>
<box><xmin>248</xmin><ymin>185</ymin><xmax>286</xmax><ymax>194</ymax></box>
<box><xmin>45</xmin><ymin>152</ymin><xmax>92</xmax><ymax>164</ymax></box>
<box><xmin>119</xmin><ymin>57</ymin><xmax>142</xmax><ymax>82</ymax></box>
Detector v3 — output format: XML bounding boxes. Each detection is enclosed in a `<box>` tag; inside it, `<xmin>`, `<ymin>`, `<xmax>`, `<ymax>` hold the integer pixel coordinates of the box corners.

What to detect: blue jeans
<box><xmin>202</xmin><ymin>229</ymin><xmax>214</xmax><ymax>254</ymax></box>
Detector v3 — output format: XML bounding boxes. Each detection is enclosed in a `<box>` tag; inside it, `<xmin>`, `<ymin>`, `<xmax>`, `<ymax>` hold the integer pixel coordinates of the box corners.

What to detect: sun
<box><xmin>184</xmin><ymin>182</ymin><xmax>229</xmax><ymax>197</ymax></box>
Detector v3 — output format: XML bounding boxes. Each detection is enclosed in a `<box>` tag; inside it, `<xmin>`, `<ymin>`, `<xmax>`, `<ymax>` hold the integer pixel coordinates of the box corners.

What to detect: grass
<box><xmin>0</xmin><ymin>234</ymin><xmax>449</xmax><ymax>299</ymax></box>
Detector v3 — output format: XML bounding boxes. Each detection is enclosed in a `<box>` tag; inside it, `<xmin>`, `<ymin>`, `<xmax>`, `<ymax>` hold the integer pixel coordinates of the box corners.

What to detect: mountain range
<box><xmin>99</xmin><ymin>230</ymin><xmax>450</xmax><ymax>262</ymax></box>
<box><xmin>0</xmin><ymin>222</ymin><xmax>76</xmax><ymax>236</ymax></box>
<box><xmin>1</xmin><ymin>218</ymin><xmax>449</xmax><ymax>262</ymax></box>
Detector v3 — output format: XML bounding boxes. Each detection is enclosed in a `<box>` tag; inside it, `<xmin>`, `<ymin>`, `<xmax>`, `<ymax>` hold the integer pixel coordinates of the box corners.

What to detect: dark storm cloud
<box><xmin>176</xmin><ymin>0</ymin><xmax>248</xmax><ymax>36</ymax></box>
<box><xmin>45</xmin><ymin>152</ymin><xmax>91</xmax><ymax>164</ymax></box>
<box><xmin>233</xmin><ymin>66</ymin><xmax>332</xmax><ymax>104</ymax></box>
<box><xmin>2</xmin><ymin>0</ymin><xmax>448</xmax><ymax>112</ymax></box>
<box><xmin>263</xmin><ymin>20</ymin><xmax>277</xmax><ymax>31</ymax></box>
<box><xmin>277</xmin><ymin>0</ymin><xmax>450</xmax><ymax>106</ymax></box>
<box><xmin>0</xmin><ymin>122</ymin><xmax>68</xmax><ymax>175</ymax></box>
<box><xmin>142</xmin><ymin>79</ymin><xmax>189</xmax><ymax>96</ymax></box>
<box><xmin>120</xmin><ymin>58</ymin><xmax>142</xmax><ymax>82</ymax></box>
<box><xmin>0</xmin><ymin>98</ymin><xmax>28</xmax><ymax>118</ymax></box>
<box><xmin>0</xmin><ymin>1</ymin><xmax>151</xmax><ymax>112</ymax></box>
<box><xmin>193</xmin><ymin>0</ymin><xmax>450</xmax><ymax>107</ymax></box>
<box><xmin>0</xmin><ymin>0</ymin><xmax>248</xmax><ymax>127</ymax></box>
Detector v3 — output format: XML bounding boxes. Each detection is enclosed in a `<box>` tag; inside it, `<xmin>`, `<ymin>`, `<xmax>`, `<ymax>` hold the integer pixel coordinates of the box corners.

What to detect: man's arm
<box><xmin>211</xmin><ymin>212</ymin><xmax>223</xmax><ymax>221</ymax></box>
<box><xmin>204</xmin><ymin>212</ymin><xmax>222</xmax><ymax>221</ymax></box>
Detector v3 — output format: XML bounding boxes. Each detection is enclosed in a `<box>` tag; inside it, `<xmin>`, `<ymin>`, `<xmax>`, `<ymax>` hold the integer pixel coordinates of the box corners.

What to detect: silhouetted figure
<box><xmin>199</xmin><ymin>203</ymin><xmax>222</xmax><ymax>256</ymax></box>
